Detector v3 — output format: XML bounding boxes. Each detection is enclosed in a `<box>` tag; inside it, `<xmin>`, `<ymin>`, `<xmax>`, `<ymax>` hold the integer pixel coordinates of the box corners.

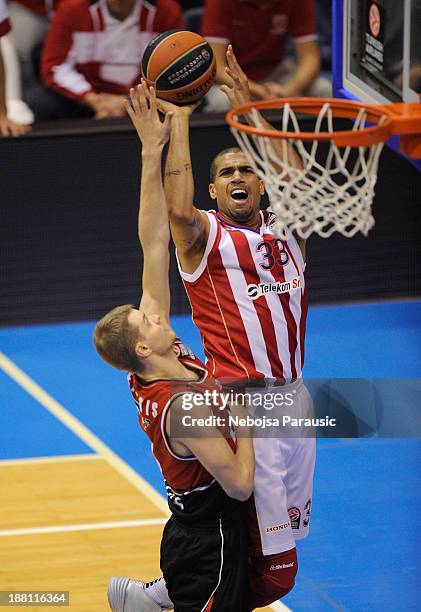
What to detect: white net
<box><xmin>230</xmin><ymin>102</ymin><xmax>387</xmax><ymax>239</ymax></box>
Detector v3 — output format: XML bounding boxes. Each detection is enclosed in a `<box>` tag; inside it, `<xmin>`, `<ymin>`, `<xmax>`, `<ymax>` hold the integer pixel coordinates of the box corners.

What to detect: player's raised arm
<box><xmin>125</xmin><ymin>82</ymin><xmax>173</xmax><ymax>320</ymax></box>
<box><xmin>221</xmin><ymin>45</ymin><xmax>303</xmax><ymax>173</ymax></box>
<box><xmin>221</xmin><ymin>46</ymin><xmax>306</xmax><ymax>257</ymax></box>
<box><xmin>157</xmin><ymin>99</ymin><xmax>210</xmax><ymax>273</ymax></box>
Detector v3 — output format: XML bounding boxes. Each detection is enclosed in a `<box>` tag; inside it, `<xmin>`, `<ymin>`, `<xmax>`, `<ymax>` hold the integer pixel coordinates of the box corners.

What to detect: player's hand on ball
<box><xmin>155</xmin><ymin>97</ymin><xmax>199</xmax><ymax>118</ymax></box>
<box><xmin>126</xmin><ymin>81</ymin><xmax>173</xmax><ymax>148</ymax></box>
<box><xmin>220</xmin><ymin>45</ymin><xmax>252</xmax><ymax>108</ymax></box>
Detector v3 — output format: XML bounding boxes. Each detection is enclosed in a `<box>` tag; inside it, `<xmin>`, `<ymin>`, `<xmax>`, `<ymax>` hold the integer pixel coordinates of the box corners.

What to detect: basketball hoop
<box><xmin>226</xmin><ymin>98</ymin><xmax>421</xmax><ymax>239</ymax></box>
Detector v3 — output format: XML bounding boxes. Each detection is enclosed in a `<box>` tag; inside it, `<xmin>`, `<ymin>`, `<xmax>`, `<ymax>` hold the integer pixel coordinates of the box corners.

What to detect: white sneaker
<box><xmin>107</xmin><ymin>576</ymin><xmax>162</xmax><ymax>612</ymax></box>
<box><xmin>6</xmin><ymin>99</ymin><xmax>34</xmax><ymax>125</ymax></box>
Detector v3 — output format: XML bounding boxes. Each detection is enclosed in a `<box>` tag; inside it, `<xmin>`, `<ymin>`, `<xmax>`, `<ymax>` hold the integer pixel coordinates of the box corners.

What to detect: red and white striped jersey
<box><xmin>0</xmin><ymin>0</ymin><xmax>11</xmax><ymax>37</ymax></box>
<box><xmin>177</xmin><ymin>209</ymin><xmax>308</xmax><ymax>382</ymax></box>
<box><xmin>41</xmin><ymin>0</ymin><xmax>184</xmax><ymax>101</ymax></box>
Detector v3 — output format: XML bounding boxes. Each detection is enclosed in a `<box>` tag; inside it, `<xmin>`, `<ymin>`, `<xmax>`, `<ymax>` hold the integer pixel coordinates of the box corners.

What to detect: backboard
<box><xmin>332</xmin><ymin>0</ymin><xmax>421</xmax><ymax>169</ymax></box>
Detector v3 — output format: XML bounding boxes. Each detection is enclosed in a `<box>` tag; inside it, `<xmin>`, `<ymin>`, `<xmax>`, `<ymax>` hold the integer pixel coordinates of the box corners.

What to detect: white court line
<box><xmin>0</xmin><ymin>517</ymin><xmax>167</xmax><ymax>537</ymax></box>
<box><xmin>0</xmin><ymin>352</ymin><xmax>169</xmax><ymax>516</ymax></box>
<box><xmin>0</xmin><ymin>454</ymin><xmax>100</xmax><ymax>466</ymax></box>
<box><xmin>270</xmin><ymin>600</ymin><xmax>292</xmax><ymax>612</ymax></box>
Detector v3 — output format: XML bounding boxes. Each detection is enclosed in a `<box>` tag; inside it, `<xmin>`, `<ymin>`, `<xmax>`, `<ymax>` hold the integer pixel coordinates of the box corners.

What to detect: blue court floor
<box><xmin>1</xmin><ymin>299</ymin><xmax>420</xmax><ymax>611</ymax></box>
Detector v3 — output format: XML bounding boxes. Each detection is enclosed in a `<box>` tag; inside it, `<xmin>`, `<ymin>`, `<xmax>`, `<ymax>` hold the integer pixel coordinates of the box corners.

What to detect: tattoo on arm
<box><xmin>165</xmin><ymin>164</ymin><xmax>191</xmax><ymax>177</ymax></box>
<box><xmin>186</xmin><ymin>216</ymin><xmax>207</xmax><ymax>250</ymax></box>
<box><xmin>172</xmin><ymin>212</ymin><xmax>206</xmax><ymax>251</ymax></box>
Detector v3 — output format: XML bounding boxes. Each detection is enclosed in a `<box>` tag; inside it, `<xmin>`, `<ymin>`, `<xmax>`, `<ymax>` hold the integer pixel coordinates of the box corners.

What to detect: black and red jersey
<box><xmin>128</xmin><ymin>339</ymin><xmax>237</xmax><ymax>522</ymax></box>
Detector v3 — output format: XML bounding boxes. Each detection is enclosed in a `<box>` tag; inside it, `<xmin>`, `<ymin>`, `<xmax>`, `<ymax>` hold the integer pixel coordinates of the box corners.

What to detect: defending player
<box><xmin>93</xmin><ymin>82</ymin><xmax>254</xmax><ymax>612</ymax></box>
<box><xmin>155</xmin><ymin>47</ymin><xmax>316</xmax><ymax>609</ymax></box>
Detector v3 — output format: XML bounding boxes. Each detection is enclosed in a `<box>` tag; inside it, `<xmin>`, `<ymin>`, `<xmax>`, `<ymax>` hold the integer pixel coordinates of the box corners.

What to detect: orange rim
<box><xmin>226</xmin><ymin>98</ymin><xmax>421</xmax><ymax>149</ymax></box>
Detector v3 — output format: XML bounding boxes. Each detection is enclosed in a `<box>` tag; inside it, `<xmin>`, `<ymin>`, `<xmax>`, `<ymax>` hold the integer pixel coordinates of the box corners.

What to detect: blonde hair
<box><xmin>93</xmin><ymin>304</ymin><xmax>142</xmax><ymax>372</ymax></box>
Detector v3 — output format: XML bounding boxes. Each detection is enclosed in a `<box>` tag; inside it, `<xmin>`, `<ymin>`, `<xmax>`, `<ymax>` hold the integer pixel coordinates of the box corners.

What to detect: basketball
<box><xmin>141</xmin><ymin>29</ymin><xmax>216</xmax><ymax>105</ymax></box>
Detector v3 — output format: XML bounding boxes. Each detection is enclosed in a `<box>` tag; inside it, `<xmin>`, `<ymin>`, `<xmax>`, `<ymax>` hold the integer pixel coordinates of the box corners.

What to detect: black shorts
<box><xmin>160</xmin><ymin>513</ymin><xmax>249</xmax><ymax>611</ymax></box>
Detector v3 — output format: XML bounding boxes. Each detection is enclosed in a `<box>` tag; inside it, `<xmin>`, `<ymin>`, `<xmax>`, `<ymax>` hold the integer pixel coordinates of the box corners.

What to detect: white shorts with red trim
<box><xmin>244</xmin><ymin>379</ymin><xmax>316</xmax><ymax>556</ymax></box>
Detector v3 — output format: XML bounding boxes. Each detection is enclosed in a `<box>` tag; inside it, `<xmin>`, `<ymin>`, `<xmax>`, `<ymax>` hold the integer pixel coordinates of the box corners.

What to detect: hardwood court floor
<box><xmin>0</xmin><ymin>455</ymin><xmax>275</xmax><ymax>611</ymax></box>
<box><xmin>0</xmin><ymin>455</ymin><xmax>165</xmax><ymax>611</ymax></box>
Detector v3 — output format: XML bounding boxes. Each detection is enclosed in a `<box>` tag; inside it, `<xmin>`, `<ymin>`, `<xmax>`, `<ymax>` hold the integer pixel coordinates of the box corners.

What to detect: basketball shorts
<box><xmin>160</xmin><ymin>513</ymin><xmax>249</xmax><ymax>611</ymax></box>
<box><xmin>244</xmin><ymin>379</ymin><xmax>316</xmax><ymax>556</ymax></box>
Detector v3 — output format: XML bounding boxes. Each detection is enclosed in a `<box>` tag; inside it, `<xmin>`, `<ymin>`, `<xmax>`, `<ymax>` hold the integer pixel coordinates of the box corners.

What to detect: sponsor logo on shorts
<box><xmin>247</xmin><ymin>276</ymin><xmax>301</xmax><ymax>300</ymax></box>
<box><xmin>270</xmin><ymin>562</ymin><xmax>295</xmax><ymax>571</ymax></box>
<box><xmin>266</xmin><ymin>522</ymin><xmax>290</xmax><ymax>533</ymax></box>
<box><xmin>288</xmin><ymin>506</ymin><xmax>301</xmax><ymax>529</ymax></box>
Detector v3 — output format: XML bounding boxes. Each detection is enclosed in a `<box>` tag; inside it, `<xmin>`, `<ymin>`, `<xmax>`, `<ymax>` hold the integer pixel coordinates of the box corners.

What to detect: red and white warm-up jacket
<box><xmin>41</xmin><ymin>0</ymin><xmax>185</xmax><ymax>101</ymax></box>
<box><xmin>0</xmin><ymin>0</ymin><xmax>11</xmax><ymax>37</ymax></box>
<box><xmin>11</xmin><ymin>1</ymin><xmax>60</xmax><ymax>17</ymax></box>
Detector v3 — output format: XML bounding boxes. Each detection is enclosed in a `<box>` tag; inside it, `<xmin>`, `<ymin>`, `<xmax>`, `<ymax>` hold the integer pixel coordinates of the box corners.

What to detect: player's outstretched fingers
<box><xmin>148</xmin><ymin>85</ymin><xmax>157</xmax><ymax>114</ymax></box>
<box><xmin>129</xmin><ymin>87</ymin><xmax>141</xmax><ymax>115</ymax></box>
<box><xmin>125</xmin><ymin>98</ymin><xmax>136</xmax><ymax>122</ymax></box>
<box><xmin>140</xmin><ymin>79</ymin><xmax>148</xmax><ymax>95</ymax></box>
<box><xmin>227</xmin><ymin>45</ymin><xmax>241</xmax><ymax>71</ymax></box>
<box><xmin>225</xmin><ymin>65</ymin><xmax>240</xmax><ymax>85</ymax></box>
<box><xmin>227</xmin><ymin>45</ymin><xmax>247</xmax><ymax>82</ymax></box>
<box><xmin>137</xmin><ymin>83</ymin><xmax>149</xmax><ymax>114</ymax></box>
<box><xmin>219</xmin><ymin>84</ymin><xmax>235</xmax><ymax>106</ymax></box>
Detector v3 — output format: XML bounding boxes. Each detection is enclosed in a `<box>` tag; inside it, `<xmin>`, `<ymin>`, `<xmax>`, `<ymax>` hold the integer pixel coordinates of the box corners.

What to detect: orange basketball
<box><xmin>141</xmin><ymin>30</ymin><xmax>216</xmax><ymax>105</ymax></box>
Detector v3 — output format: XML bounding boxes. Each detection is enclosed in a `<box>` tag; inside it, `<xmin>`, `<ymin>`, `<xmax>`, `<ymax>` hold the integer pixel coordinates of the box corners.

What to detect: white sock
<box><xmin>143</xmin><ymin>577</ymin><xmax>173</xmax><ymax>610</ymax></box>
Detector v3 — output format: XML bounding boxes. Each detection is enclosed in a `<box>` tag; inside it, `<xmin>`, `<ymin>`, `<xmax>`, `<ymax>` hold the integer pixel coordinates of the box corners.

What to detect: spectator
<box><xmin>38</xmin><ymin>0</ymin><xmax>184</xmax><ymax>120</ymax></box>
<box><xmin>201</xmin><ymin>0</ymin><xmax>331</xmax><ymax>113</ymax></box>
<box><xmin>8</xmin><ymin>1</ymin><xmax>61</xmax><ymax>87</ymax></box>
<box><xmin>0</xmin><ymin>0</ymin><xmax>30</xmax><ymax>134</ymax></box>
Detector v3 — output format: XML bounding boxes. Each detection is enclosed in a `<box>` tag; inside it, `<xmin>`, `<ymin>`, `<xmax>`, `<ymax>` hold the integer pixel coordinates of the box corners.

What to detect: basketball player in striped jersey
<box><xmin>155</xmin><ymin>47</ymin><xmax>316</xmax><ymax>608</ymax></box>
<box><xmin>93</xmin><ymin>81</ymin><xmax>254</xmax><ymax>611</ymax></box>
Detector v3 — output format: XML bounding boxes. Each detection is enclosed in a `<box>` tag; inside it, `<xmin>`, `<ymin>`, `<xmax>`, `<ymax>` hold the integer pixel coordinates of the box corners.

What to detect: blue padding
<box><xmin>0</xmin><ymin>370</ymin><xmax>91</xmax><ymax>459</ymax></box>
<box><xmin>305</xmin><ymin>301</ymin><xmax>421</xmax><ymax>377</ymax></box>
<box><xmin>283</xmin><ymin>438</ymin><xmax>421</xmax><ymax>610</ymax></box>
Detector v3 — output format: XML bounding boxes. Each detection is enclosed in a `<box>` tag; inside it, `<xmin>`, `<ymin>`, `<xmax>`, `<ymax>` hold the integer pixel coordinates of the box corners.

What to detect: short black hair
<box><xmin>209</xmin><ymin>147</ymin><xmax>243</xmax><ymax>183</ymax></box>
